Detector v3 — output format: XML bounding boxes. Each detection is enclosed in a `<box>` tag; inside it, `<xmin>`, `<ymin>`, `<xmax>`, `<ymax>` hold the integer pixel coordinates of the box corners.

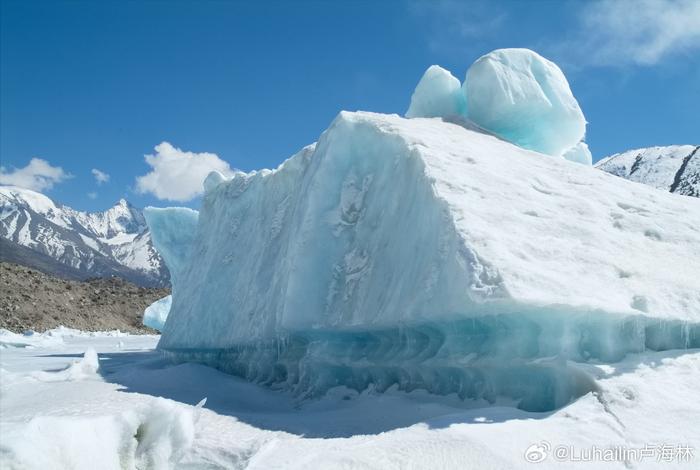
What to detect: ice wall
<box><xmin>142</xmin><ymin>207</ymin><xmax>198</xmax><ymax>286</ymax></box>
<box><xmin>149</xmin><ymin>112</ymin><xmax>700</xmax><ymax>411</ymax></box>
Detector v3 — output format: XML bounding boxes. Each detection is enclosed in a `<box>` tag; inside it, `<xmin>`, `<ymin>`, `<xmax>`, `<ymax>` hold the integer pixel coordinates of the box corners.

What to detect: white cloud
<box><xmin>91</xmin><ymin>168</ymin><xmax>110</xmax><ymax>185</ymax></box>
<box><xmin>574</xmin><ymin>0</ymin><xmax>700</xmax><ymax>66</ymax></box>
<box><xmin>0</xmin><ymin>158</ymin><xmax>71</xmax><ymax>192</ymax></box>
<box><xmin>135</xmin><ymin>142</ymin><xmax>235</xmax><ymax>202</ymax></box>
<box><xmin>87</xmin><ymin>192</ymin><xmax>98</xmax><ymax>199</ymax></box>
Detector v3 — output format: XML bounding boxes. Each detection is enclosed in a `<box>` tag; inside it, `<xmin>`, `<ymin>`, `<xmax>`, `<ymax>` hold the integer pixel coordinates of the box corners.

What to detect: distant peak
<box><xmin>116</xmin><ymin>198</ymin><xmax>130</xmax><ymax>207</ymax></box>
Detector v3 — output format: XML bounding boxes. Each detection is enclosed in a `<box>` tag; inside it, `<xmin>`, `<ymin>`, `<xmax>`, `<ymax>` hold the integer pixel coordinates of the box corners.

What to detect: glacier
<box><xmin>148</xmin><ymin>110</ymin><xmax>700</xmax><ymax>412</ymax></box>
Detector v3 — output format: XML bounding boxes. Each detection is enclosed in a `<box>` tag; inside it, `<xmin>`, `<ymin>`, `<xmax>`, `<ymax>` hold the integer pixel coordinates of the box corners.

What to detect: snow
<box><xmin>596</xmin><ymin>145</ymin><xmax>699</xmax><ymax>196</ymax></box>
<box><xmin>143</xmin><ymin>295</ymin><xmax>172</xmax><ymax>331</ymax></box>
<box><xmin>405</xmin><ymin>65</ymin><xmax>466</xmax><ymax>119</ymax></box>
<box><xmin>79</xmin><ymin>233</ymin><xmax>101</xmax><ymax>252</ymax></box>
<box><xmin>1</xmin><ymin>331</ymin><xmax>698</xmax><ymax>469</ymax></box>
<box><xmin>464</xmin><ymin>48</ymin><xmax>586</xmax><ymax>158</ymax></box>
<box><xmin>146</xmin><ymin>111</ymin><xmax>700</xmax><ymax>407</ymax></box>
<box><xmin>0</xmin><ymin>185</ymin><xmax>168</xmax><ymax>284</ymax></box>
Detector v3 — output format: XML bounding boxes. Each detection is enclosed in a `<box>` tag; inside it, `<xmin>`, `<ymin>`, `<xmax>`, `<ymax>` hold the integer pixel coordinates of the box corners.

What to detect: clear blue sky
<box><xmin>2</xmin><ymin>0</ymin><xmax>698</xmax><ymax>211</ymax></box>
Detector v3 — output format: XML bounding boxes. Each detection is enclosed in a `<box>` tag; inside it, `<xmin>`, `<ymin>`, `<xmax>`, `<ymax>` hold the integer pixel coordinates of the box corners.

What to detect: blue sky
<box><xmin>1</xmin><ymin>0</ymin><xmax>698</xmax><ymax>211</ymax></box>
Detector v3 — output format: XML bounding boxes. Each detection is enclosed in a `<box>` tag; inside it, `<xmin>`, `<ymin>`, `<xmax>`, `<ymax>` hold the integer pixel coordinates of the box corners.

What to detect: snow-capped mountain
<box><xmin>595</xmin><ymin>145</ymin><xmax>699</xmax><ymax>197</ymax></box>
<box><xmin>0</xmin><ymin>186</ymin><xmax>169</xmax><ymax>286</ymax></box>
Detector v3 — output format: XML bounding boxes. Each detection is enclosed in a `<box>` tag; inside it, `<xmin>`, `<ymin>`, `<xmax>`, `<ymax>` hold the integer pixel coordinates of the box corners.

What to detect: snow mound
<box><xmin>464</xmin><ymin>48</ymin><xmax>586</xmax><ymax>158</ymax></box>
<box><xmin>150</xmin><ymin>112</ymin><xmax>700</xmax><ymax>410</ymax></box>
<box><xmin>143</xmin><ymin>295</ymin><xmax>172</xmax><ymax>332</ymax></box>
<box><xmin>405</xmin><ymin>65</ymin><xmax>466</xmax><ymax>119</ymax></box>
<box><xmin>1</xmin><ymin>398</ymin><xmax>197</xmax><ymax>470</ymax></box>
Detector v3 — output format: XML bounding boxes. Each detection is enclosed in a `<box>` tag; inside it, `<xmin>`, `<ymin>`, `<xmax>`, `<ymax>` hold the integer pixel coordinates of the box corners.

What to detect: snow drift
<box><xmin>148</xmin><ymin>110</ymin><xmax>700</xmax><ymax>411</ymax></box>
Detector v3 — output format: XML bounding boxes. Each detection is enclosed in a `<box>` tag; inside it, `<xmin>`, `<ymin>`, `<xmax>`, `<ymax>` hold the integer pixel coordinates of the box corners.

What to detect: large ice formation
<box><xmin>149</xmin><ymin>112</ymin><xmax>700</xmax><ymax>412</ymax></box>
<box><xmin>405</xmin><ymin>65</ymin><xmax>466</xmax><ymax>119</ymax></box>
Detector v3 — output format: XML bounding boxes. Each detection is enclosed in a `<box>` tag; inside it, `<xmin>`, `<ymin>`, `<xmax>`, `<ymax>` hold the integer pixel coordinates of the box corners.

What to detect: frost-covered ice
<box><xmin>405</xmin><ymin>65</ymin><xmax>466</xmax><ymax>119</ymax></box>
<box><xmin>142</xmin><ymin>295</ymin><xmax>172</xmax><ymax>331</ymax></box>
<box><xmin>148</xmin><ymin>111</ymin><xmax>700</xmax><ymax>410</ymax></box>
<box><xmin>1</xmin><ymin>331</ymin><xmax>698</xmax><ymax>469</ymax></box>
<box><xmin>464</xmin><ymin>48</ymin><xmax>586</xmax><ymax>157</ymax></box>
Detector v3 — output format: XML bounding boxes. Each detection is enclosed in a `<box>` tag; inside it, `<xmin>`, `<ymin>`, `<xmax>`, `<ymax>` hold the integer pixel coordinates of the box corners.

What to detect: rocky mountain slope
<box><xmin>595</xmin><ymin>145</ymin><xmax>699</xmax><ymax>197</ymax></box>
<box><xmin>0</xmin><ymin>262</ymin><xmax>169</xmax><ymax>333</ymax></box>
<box><xmin>0</xmin><ymin>186</ymin><xmax>169</xmax><ymax>286</ymax></box>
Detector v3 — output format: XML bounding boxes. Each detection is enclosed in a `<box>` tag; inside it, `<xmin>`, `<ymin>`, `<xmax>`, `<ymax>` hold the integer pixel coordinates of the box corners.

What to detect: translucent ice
<box><xmin>464</xmin><ymin>48</ymin><xmax>586</xmax><ymax>157</ymax></box>
<box><xmin>142</xmin><ymin>207</ymin><xmax>198</xmax><ymax>286</ymax></box>
<box><xmin>143</xmin><ymin>295</ymin><xmax>172</xmax><ymax>332</ymax></box>
<box><xmin>405</xmin><ymin>65</ymin><xmax>466</xmax><ymax>119</ymax></box>
<box><xmin>149</xmin><ymin>112</ymin><xmax>700</xmax><ymax>410</ymax></box>
<box><xmin>562</xmin><ymin>141</ymin><xmax>593</xmax><ymax>165</ymax></box>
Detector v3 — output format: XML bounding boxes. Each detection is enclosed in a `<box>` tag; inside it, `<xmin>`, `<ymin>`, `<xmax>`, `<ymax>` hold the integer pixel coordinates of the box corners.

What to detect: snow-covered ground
<box><xmin>1</xmin><ymin>329</ymin><xmax>698</xmax><ymax>469</ymax></box>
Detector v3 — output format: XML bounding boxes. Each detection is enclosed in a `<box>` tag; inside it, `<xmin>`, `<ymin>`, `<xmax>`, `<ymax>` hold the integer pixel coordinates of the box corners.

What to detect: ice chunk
<box><xmin>143</xmin><ymin>295</ymin><xmax>172</xmax><ymax>332</ymax></box>
<box><xmin>203</xmin><ymin>170</ymin><xmax>228</xmax><ymax>193</ymax></box>
<box><xmin>464</xmin><ymin>48</ymin><xmax>586</xmax><ymax>157</ymax></box>
<box><xmin>150</xmin><ymin>112</ymin><xmax>700</xmax><ymax>410</ymax></box>
<box><xmin>406</xmin><ymin>65</ymin><xmax>466</xmax><ymax>119</ymax></box>
<box><xmin>562</xmin><ymin>141</ymin><xmax>593</xmax><ymax>165</ymax></box>
<box><xmin>142</xmin><ymin>207</ymin><xmax>198</xmax><ymax>286</ymax></box>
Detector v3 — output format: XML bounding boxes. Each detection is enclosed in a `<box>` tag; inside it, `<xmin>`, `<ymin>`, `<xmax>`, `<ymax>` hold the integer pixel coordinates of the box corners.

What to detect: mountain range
<box><xmin>595</xmin><ymin>145</ymin><xmax>699</xmax><ymax>197</ymax></box>
<box><xmin>0</xmin><ymin>186</ymin><xmax>169</xmax><ymax>286</ymax></box>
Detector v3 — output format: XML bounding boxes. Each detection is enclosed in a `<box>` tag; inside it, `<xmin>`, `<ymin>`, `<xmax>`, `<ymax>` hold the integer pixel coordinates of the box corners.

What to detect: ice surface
<box><xmin>142</xmin><ymin>207</ymin><xmax>198</xmax><ymax>286</ymax></box>
<box><xmin>405</xmin><ymin>65</ymin><xmax>466</xmax><ymax>119</ymax></box>
<box><xmin>464</xmin><ymin>48</ymin><xmax>586</xmax><ymax>157</ymax></box>
<box><xmin>562</xmin><ymin>141</ymin><xmax>593</xmax><ymax>165</ymax></box>
<box><xmin>149</xmin><ymin>112</ymin><xmax>700</xmax><ymax>408</ymax></box>
<box><xmin>142</xmin><ymin>295</ymin><xmax>172</xmax><ymax>332</ymax></box>
<box><xmin>2</xmin><ymin>329</ymin><xmax>700</xmax><ymax>468</ymax></box>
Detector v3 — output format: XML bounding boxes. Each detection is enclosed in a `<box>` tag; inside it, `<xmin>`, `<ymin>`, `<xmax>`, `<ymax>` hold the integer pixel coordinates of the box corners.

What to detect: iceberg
<box><xmin>142</xmin><ymin>295</ymin><xmax>172</xmax><ymax>332</ymax></box>
<box><xmin>148</xmin><ymin>111</ymin><xmax>700</xmax><ymax>412</ymax></box>
<box><xmin>464</xmin><ymin>48</ymin><xmax>586</xmax><ymax>158</ymax></box>
<box><xmin>405</xmin><ymin>65</ymin><xmax>466</xmax><ymax>119</ymax></box>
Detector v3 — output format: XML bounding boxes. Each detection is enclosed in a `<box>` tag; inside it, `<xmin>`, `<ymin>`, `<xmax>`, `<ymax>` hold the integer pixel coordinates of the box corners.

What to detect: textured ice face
<box><xmin>563</xmin><ymin>141</ymin><xmax>593</xmax><ymax>165</ymax></box>
<box><xmin>142</xmin><ymin>207</ymin><xmax>199</xmax><ymax>286</ymax></box>
<box><xmin>464</xmin><ymin>48</ymin><xmax>586</xmax><ymax>157</ymax></box>
<box><xmin>405</xmin><ymin>65</ymin><xmax>466</xmax><ymax>119</ymax></box>
<box><xmin>143</xmin><ymin>295</ymin><xmax>172</xmax><ymax>331</ymax></box>
<box><xmin>148</xmin><ymin>112</ymin><xmax>700</xmax><ymax>411</ymax></box>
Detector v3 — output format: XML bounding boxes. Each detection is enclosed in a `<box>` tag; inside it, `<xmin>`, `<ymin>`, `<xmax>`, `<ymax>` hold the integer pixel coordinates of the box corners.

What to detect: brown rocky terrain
<box><xmin>0</xmin><ymin>262</ymin><xmax>169</xmax><ymax>333</ymax></box>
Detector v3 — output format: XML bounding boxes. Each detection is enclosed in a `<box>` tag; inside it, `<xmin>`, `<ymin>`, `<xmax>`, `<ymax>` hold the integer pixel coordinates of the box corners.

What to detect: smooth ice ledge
<box><xmin>150</xmin><ymin>111</ymin><xmax>700</xmax><ymax>407</ymax></box>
